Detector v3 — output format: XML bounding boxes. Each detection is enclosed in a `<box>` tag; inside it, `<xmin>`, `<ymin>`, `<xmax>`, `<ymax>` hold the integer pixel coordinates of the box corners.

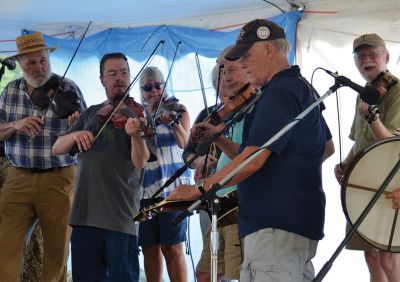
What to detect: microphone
<box><xmin>0</xmin><ymin>58</ymin><xmax>16</xmax><ymax>70</ymax></box>
<box><xmin>324</xmin><ymin>69</ymin><xmax>380</xmax><ymax>105</ymax></box>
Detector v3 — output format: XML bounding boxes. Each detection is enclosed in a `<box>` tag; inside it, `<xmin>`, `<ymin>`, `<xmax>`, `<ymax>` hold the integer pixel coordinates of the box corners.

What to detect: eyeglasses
<box><xmin>141</xmin><ymin>82</ymin><xmax>164</xmax><ymax>92</ymax></box>
<box><xmin>354</xmin><ymin>50</ymin><xmax>386</xmax><ymax>61</ymax></box>
<box><xmin>104</xmin><ymin>69</ymin><xmax>130</xmax><ymax>78</ymax></box>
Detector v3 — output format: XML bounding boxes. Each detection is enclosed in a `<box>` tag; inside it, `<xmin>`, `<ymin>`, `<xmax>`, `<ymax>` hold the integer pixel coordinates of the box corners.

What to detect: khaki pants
<box><xmin>240</xmin><ymin>228</ymin><xmax>318</xmax><ymax>282</ymax></box>
<box><xmin>196</xmin><ymin>224</ymin><xmax>243</xmax><ymax>280</ymax></box>
<box><xmin>0</xmin><ymin>166</ymin><xmax>76</xmax><ymax>282</ymax></box>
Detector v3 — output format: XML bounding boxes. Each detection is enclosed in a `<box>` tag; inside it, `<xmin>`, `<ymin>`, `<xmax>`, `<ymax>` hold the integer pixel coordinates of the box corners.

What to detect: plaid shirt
<box><xmin>0</xmin><ymin>75</ymin><xmax>87</xmax><ymax>169</ymax></box>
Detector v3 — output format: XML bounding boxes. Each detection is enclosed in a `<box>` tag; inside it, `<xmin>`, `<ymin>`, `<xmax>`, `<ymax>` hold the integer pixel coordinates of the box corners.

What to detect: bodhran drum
<box><xmin>342</xmin><ymin>136</ymin><xmax>400</xmax><ymax>252</ymax></box>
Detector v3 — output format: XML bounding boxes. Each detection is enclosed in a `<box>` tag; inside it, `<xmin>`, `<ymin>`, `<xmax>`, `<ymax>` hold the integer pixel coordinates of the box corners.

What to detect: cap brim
<box><xmin>224</xmin><ymin>43</ymin><xmax>253</xmax><ymax>61</ymax></box>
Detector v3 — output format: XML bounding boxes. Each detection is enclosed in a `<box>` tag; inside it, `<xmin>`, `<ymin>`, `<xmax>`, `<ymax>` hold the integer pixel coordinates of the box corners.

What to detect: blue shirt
<box><xmin>0</xmin><ymin>75</ymin><xmax>86</xmax><ymax>169</ymax></box>
<box><xmin>142</xmin><ymin>124</ymin><xmax>193</xmax><ymax>198</ymax></box>
<box><xmin>238</xmin><ymin>66</ymin><xmax>327</xmax><ymax>240</ymax></box>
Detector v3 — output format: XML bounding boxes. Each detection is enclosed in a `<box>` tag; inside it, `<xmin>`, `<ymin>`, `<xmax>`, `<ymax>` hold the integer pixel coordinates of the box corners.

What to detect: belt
<box><xmin>16</xmin><ymin>166</ymin><xmax>66</xmax><ymax>173</ymax></box>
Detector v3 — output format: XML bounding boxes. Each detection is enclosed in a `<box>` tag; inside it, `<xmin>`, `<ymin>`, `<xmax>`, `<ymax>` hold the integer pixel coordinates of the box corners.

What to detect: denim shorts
<box><xmin>138</xmin><ymin>198</ymin><xmax>187</xmax><ymax>246</ymax></box>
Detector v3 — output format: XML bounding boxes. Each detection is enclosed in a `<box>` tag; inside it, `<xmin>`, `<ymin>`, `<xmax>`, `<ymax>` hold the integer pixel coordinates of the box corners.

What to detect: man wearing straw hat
<box><xmin>0</xmin><ymin>32</ymin><xmax>86</xmax><ymax>281</ymax></box>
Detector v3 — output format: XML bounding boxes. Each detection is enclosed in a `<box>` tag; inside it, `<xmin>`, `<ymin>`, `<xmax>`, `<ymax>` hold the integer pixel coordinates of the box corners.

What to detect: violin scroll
<box><xmin>154</xmin><ymin>96</ymin><xmax>186</xmax><ymax>126</ymax></box>
<box><xmin>369</xmin><ymin>71</ymin><xmax>397</xmax><ymax>100</ymax></box>
<box><xmin>31</xmin><ymin>74</ymin><xmax>84</xmax><ymax>119</ymax></box>
<box><xmin>191</xmin><ymin>83</ymin><xmax>257</xmax><ymax>144</ymax></box>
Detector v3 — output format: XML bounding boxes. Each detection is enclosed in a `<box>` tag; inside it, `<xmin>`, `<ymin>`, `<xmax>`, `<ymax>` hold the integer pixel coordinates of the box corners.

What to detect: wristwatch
<box><xmin>195</xmin><ymin>179</ymin><xmax>206</xmax><ymax>194</ymax></box>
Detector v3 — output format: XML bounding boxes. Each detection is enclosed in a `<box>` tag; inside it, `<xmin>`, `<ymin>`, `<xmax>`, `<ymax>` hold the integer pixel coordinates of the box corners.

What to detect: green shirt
<box><xmin>350</xmin><ymin>73</ymin><xmax>400</xmax><ymax>154</ymax></box>
<box><xmin>215</xmin><ymin>119</ymin><xmax>244</xmax><ymax>197</ymax></box>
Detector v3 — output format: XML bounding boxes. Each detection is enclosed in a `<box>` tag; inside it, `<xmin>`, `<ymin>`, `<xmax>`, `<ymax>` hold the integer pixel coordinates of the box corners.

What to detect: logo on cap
<box><xmin>257</xmin><ymin>26</ymin><xmax>270</xmax><ymax>40</ymax></box>
<box><xmin>238</xmin><ymin>29</ymin><xmax>246</xmax><ymax>41</ymax></box>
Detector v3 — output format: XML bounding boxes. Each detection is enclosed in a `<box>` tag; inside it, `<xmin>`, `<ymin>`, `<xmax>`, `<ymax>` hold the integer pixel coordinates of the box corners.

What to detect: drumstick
<box><xmin>347</xmin><ymin>183</ymin><xmax>392</xmax><ymax>196</ymax></box>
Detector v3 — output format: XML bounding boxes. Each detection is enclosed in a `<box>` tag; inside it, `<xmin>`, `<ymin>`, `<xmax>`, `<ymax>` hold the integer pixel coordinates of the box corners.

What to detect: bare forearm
<box><xmin>203</xmin><ymin>146</ymin><xmax>270</xmax><ymax>190</ymax></box>
<box><xmin>172</xmin><ymin>112</ymin><xmax>190</xmax><ymax>148</ymax></box>
<box><xmin>171</xmin><ymin>123</ymin><xmax>189</xmax><ymax>148</ymax></box>
<box><xmin>368</xmin><ymin>119</ymin><xmax>394</xmax><ymax>140</ymax></box>
<box><xmin>130</xmin><ymin>136</ymin><xmax>150</xmax><ymax>168</ymax></box>
<box><xmin>323</xmin><ymin>139</ymin><xmax>335</xmax><ymax>161</ymax></box>
<box><xmin>52</xmin><ymin>132</ymin><xmax>78</xmax><ymax>155</ymax></box>
<box><xmin>215</xmin><ymin>135</ymin><xmax>240</xmax><ymax>159</ymax></box>
<box><xmin>0</xmin><ymin>122</ymin><xmax>17</xmax><ymax>140</ymax></box>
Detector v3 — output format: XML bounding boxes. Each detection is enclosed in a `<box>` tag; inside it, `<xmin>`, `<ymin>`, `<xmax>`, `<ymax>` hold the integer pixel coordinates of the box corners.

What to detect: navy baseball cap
<box><xmin>225</xmin><ymin>19</ymin><xmax>285</xmax><ymax>61</ymax></box>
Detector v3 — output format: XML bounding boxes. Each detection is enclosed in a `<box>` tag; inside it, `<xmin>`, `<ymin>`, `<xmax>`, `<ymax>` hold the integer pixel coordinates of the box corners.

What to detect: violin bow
<box><xmin>152</xmin><ymin>41</ymin><xmax>182</xmax><ymax>122</ymax></box>
<box><xmin>41</xmin><ymin>21</ymin><xmax>92</xmax><ymax>120</ymax></box>
<box><xmin>195</xmin><ymin>52</ymin><xmax>221</xmax><ymax>176</ymax></box>
<box><xmin>93</xmin><ymin>40</ymin><xmax>165</xmax><ymax>141</ymax></box>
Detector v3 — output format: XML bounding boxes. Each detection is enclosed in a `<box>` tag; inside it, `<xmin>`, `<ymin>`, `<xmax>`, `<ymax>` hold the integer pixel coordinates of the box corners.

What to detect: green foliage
<box><xmin>0</xmin><ymin>57</ymin><xmax>22</xmax><ymax>93</ymax></box>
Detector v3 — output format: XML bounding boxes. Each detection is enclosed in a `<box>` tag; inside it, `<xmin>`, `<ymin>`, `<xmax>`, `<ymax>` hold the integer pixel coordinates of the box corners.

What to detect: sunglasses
<box><xmin>141</xmin><ymin>82</ymin><xmax>164</xmax><ymax>92</ymax></box>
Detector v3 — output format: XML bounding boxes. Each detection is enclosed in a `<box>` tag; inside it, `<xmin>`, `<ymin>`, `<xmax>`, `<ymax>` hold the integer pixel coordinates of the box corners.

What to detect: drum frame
<box><xmin>341</xmin><ymin>136</ymin><xmax>400</xmax><ymax>252</ymax></box>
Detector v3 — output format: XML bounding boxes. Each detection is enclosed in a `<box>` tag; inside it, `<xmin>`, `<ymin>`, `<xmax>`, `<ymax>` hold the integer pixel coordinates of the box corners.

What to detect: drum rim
<box><xmin>341</xmin><ymin>136</ymin><xmax>400</xmax><ymax>252</ymax></box>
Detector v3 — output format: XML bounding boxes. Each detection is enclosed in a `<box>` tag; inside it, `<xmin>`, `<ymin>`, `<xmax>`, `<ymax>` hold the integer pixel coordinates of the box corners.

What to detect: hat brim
<box><xmin>224</xmin><ymin>43</ymin><xmax>254</xmax><ymax>61</ymax></box>
<box><xmin>353</xmin><ymin>43</ymin><xmax>382</xmax><ymax>53</ymax></box>
<box><xmin>7</xmin><ymin>46</ymin><xmax>59</xmax><ymax>60</ymax></box>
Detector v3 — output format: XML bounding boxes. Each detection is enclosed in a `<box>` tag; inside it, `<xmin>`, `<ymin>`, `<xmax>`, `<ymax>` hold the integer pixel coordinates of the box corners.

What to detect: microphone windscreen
<box><xmin>361</xmin><ymin>85</ymin><xmax>380</xmax><ymax>105</ymax></box>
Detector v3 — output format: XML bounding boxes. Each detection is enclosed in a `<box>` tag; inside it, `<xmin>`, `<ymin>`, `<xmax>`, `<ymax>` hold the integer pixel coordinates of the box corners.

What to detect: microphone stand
<box><xmin>173</xmin><ymin>81</ymin><xmax>343</xmax><ymax>282</ymax></box>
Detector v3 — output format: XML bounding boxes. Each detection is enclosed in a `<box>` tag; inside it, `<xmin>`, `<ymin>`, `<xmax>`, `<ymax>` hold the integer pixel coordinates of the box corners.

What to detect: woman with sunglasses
<box><xmin>138</xmin><ymin>66</ymin><xmax>192</xmax><ymax>282</ymax></box>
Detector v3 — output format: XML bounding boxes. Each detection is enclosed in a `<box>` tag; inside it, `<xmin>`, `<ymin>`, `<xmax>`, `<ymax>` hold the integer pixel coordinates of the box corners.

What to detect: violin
<box><xmin>369</xmin><ymin>71</ymin><xmax>397</xmax><ymax>100</ymax></box>
<box><xmin>97</xmin><ymin>96</ymin><xmax>156</xmax><ymax>138</ymax></box>
<box><xmin>154</xmin><ymin>96</ymin><xmax>186</xmax><ymax>126</ymax></box>
<box><xmin>192</xmin><ymin>83</ymin><xmax>257</xmax><ymax>144</ymax></box>
<box><xmin>31</xmin><ymin>74</ymin><xmax>84</xmax><ymax>119</ymax></box>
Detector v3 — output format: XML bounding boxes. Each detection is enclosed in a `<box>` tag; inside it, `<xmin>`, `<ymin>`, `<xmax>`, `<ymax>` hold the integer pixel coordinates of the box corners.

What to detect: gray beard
<box><xmin>23</xmin><ymin>66</ymin><xmax>52</xmax><ymax>88</ymax></box>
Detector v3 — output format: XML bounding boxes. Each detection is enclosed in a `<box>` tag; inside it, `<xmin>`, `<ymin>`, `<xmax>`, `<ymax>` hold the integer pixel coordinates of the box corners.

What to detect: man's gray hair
<box><xmin>268</xmin><ymin>38</ymin><xmax>291</xmax><ymax>54</ymax></box>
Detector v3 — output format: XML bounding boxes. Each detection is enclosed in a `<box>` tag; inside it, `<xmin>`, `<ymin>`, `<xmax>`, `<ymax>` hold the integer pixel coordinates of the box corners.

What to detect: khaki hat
<box><xmin>225</xmin><ymin>19</ymin><xmax>285</xmax><ymax>61</ymax></box>
<box><xmin>8</xmin><ymin>32</ymin><xmax>58</xmax><ymax>59</ymax></box>
<box><xmin>353</xmin><ymin>33</ymin><xmax>386</xmax><ymax>53</ymax></box>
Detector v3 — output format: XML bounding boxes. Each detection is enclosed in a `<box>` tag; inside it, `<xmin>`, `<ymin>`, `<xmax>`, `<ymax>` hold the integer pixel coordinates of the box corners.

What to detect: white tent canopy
<box><xmin>1</xmin><ymin>0</ymin><xmax>399</xmax><ymax>44</ymax></box>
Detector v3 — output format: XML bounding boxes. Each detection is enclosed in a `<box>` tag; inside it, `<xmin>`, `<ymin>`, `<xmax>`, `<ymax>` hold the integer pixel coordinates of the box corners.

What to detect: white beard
<box><xmin>23</xmin><ymin>66</ymin><xmax>52</xmax><ymax>88</ymax></box>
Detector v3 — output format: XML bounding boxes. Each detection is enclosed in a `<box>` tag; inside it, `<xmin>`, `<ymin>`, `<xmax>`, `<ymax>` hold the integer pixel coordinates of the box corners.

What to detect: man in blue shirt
<box><xmin>169</xmin><ymin>19</ymin><xmax>333</xmax><ymax>282</ymax></box>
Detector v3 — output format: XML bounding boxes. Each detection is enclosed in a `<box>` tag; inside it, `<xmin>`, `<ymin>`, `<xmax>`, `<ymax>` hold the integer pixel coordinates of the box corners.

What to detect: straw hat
<box><xmin>8</xmin><ymin>32</ymin><xmax>58</xmax><ymax>60</ymax></box>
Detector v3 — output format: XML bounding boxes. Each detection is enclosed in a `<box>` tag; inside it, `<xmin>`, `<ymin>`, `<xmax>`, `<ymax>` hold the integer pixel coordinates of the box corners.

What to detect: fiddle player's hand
<box><xmin>167</xmin><ymin>184</ymin><xmax>202</xmax><ymax>201</ymax></box>
<box><xmin>191</xmin><ymin>122</ymin><xmax>226</xmax><ymax>142</ymax></box>
<box><xmin>125</xmin><ymin>117</ymin><xmax>143</xmax><ymax>138</ymax></box>
<box><xmin>67</xmin><ymin>111</ymin><xmax>80</xmax><ymax>127</ymax></box>
<box><xmin>358</xmin><ymin>101</ymin><xmax>379</xmax><ymax>123</ymax></box>
<box><xmin>334</xmin><ymin>162</ymin><xmax>348</xmax><ymax>185</ymax></box>
<box><xmin>192</xmin><ymin>155</ymin><xmax>218</xmax><ymax>181</ymax></box>
<box><xmin>358</xmin><ymin>101</ymin><xmax>370</xmax><ymax>122</ymax></box>
<box><xmin>12</xmin><ymin>116</ymin><xmax>44</xmax><ymax>138</ymax></box>
<box><xmin>73</xmin><ymin>130</ymin><xmax>94</xmax><ymax>152</ymax></box>
<box><xmin>159</xmin><ymin>111</ymin><xmax>175</xmax><ymax>125</ymax></box>
<box><xmin>385</xmin><ymin>188</ymin><xmax>400</xmax><ymax>209</ymax></box>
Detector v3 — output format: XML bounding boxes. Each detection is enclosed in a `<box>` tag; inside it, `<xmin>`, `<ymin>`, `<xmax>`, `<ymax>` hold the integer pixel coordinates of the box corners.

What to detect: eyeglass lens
<box><xmin>355</xmin><ymin>50</ymin><xmax>385</xmax><ymax>61</ymax></box>
<box><xmin>105</xmin><ymin>69</ymin><xmax>130</xmax><ymax>78</ymax></box>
